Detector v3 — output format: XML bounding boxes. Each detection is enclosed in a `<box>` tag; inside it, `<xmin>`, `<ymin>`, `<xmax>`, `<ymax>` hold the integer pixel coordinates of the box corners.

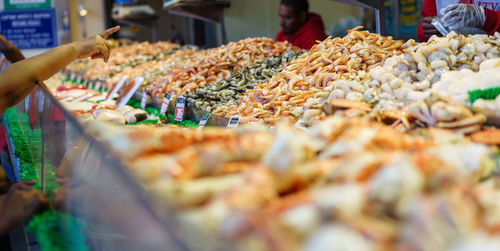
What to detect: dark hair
<box><xmin>280</xmin><ymin>0</ymin><xmax>309</xmax><ymax>14</ymax></box>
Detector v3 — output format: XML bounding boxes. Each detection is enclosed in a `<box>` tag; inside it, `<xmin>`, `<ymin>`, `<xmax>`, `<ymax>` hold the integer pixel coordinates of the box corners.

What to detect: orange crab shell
<box><xmin>469</xmin><ymin>129</ymin><xmax>500</xmax><ymax>145</ymax></box>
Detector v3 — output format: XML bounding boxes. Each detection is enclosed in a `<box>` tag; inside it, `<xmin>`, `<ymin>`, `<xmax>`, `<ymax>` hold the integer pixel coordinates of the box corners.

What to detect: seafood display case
<box><xmin>4</xmin><ymin>82</ymin><xmax>190</xmax><ymax>251</ymax></box>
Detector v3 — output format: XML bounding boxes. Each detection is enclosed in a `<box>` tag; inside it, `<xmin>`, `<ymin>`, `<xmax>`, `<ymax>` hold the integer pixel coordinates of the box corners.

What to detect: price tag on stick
<box><xmin>94</xmin><ymin>81</ymin><xmax>102</xmax><ymax>92</ymax></box>
<box><xmin>174</xmin><ymin>97</ymin><xmax>186</xmax><ymax>122</ymax></box>
<box><xmin>141</xmin><ymin>89</ymin><xmax>148</xmax><ymax>110</ymax></box>
<box><xmin>106</xmin><ymin>76</ymin><xmax>127</xmax><ymax>101</ymax></box>
<box><xmin>76</xmin><ymin>74</ymin><xmax>82</xmax><ymax>84</ymax></box>
<box><xmin>70</xmin><ymin>73</ymin><xmax>75</xmax><ymax>81</ymax></box>
<box><xmin>227</xmin><ymin>115</ymin><xmax>240</xmax><ymax>128</ymax></box>
<box><xmin>116</xmin><ymin>77</ymin><xmax>144</xmax><ymax>107</ymax></box>
<box><xmin>198</xmin><ymin>114</ymin><xmax>210</xmax><ymax>131</ymax></box>
<box><xmin>160</xmin><ymin>93</ymin><xmax>171</xmax><ymax>116</ymax></box>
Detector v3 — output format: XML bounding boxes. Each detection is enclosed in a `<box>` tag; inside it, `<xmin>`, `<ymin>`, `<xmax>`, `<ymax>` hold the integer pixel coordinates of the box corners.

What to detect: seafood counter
<box><xmin>89</xmin><ymin>112</ymin><xmax>499</xmax><ymax>250</ymax></box>
<box><xmin>41</xmin><ymin>27</ymin><xmax>500</xmax><ymax>250</ymax></box>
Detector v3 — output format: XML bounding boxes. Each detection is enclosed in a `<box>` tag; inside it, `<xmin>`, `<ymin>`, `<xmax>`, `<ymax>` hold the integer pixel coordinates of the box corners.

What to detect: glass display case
<box><xmin>4</xmin><ymin>82</ymin><xmax>191</xmax><ymax>250</ymax></box>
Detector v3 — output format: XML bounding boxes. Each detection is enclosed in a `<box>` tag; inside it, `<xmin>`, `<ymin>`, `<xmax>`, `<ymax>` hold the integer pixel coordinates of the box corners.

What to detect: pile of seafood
<box><xmin>146</xmin><ymin>37</ymin><xmax>298</xmax><ymax>99</ymax></box>
<box><xmin>64</xmin><ymin>41</ymin><xmax>180</xmax><ymax>83</ymax></box>
<box><xmin>105</xmin><ymin>48</ymin><xmax>197</xmax><ymax>89</ymax></box>
<box><xmin>90</xmin><ymin>107</ymin><xmax>500</xmax><ymax>250</ymax></box>
<box><xmin>295</xmin><ymin>32</ymin><xmax>500</xmax><ymax>127</ymax></box>
<box><xmin>212</xmin><ymin>27</ymin><xmax>404</xmax><ymax>123</ymax></box>
<box><xmin>65</xmin><ymin>102</ymin><xmax>153</xmax><ymax>125</ymax></box>
<box><xmin>345</xmin><ymin>32</ymin><xmax>499</xmax><ymax>110</ymax></box>
<box><xmin>186</xmin><ymin>50</ymin><xmax>302</xmax><ymax>113</ymax></box>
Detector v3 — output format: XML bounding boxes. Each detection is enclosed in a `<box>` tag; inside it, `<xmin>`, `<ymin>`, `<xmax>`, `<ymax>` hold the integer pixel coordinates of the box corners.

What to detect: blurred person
<box><xmin>0</xmin><ymin>180</ymin><xmax>48</xmax><ymax>235</ymax></box>
<box><xmin>0</xmin><ymin>34</ymin><xmax>25</xmax><ymax>63</ymax></box>
<box><xmin>275</xmin><ymin>0</ymin><xmax>328</xmax><ymax>50</ymax></box>
<box><xmin>0</xmin><ymin>26</ymin><xmax>120</xmax><ymax>238</ymax></box>
<box><xmin>418</xmin><ymin>0</ymin><xmax>500</xmax><ymax>42</ymax></box>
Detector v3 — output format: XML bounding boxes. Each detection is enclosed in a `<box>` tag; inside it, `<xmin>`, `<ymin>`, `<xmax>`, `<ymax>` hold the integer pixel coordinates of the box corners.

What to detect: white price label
<box><xmin>70</xmin><ymin>73</ymin><xmax>76</xmax><ymax>81</ymax></box>
<box><xmin>76</xmin><ymin>74</ymin><xmax>82</xmax><ymax>83</ymax></box>
<box><xmin>83</xmin><ymin>79</ymin><xmax>88</xmax><ymax>87</ymax></box>
<box><xmin>24</xmin><ymin>94</ymin><xmax>31</xmax><ymax>112</ymax></box>
<box><xmin>106</xmin><ymin>76</ymin><xmax>127</xmax><ymax>101</ymax></box>
<box><xmin>160</xmin><ymin>93</ymin><xmax>171</xmax><ymax>116</ymax></box>
<box><xmin>197</xmin><ymin>114</ymin><xmax>210</xmax><ymax>130</ymax></box>
<box><xmin>37</xmin><ymin>92</ymin><xmax>45</xmax><ymax>112</ymax></box>
<box><xmin>174</xmin><ymin>97</ymin><xmax>186</xmax><ymax>122</ymax></box>
<box><xmin>94</xmin><ymin>81</ymin><xmax>102</xmax><ymax>91</ymax></box>
<box><xmin>117</xmin><ymin>77</ymin><xmax>144</xmax><ymax>107</ymax></box>
<box><xmin>141</xmin><ymin>89</ymin><xmax>148</xmax><ymax>110</ymax></box>
<box><xmin>227</xmin><ymin>115</ymin><xmax>240</xmax><ymax>128</ymax></box>
<box><xmin>73</xmin><ymin>93</ymin><xmax>92</xmax><ymax>102</ymax></box>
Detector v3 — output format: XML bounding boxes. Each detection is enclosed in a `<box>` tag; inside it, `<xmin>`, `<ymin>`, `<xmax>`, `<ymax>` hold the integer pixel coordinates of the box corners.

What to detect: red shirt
<box><xmin>417</xmin><ymin>0</ymin><xmax>500</xmax><ymax>41</ymax></box>
<box><xmin>275</xmin><ymin>13</ymin><xmax>328</xmax><ymax>50</ymax></box>
<box><xmin>0</xmin><ymin>124</ymin><xmax>6</xmax><ymax>150</ymax></box>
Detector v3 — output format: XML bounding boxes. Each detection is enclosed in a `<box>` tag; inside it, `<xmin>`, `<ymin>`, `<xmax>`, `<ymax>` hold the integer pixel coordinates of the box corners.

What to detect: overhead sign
<box><xmin>3</xmin><ymin>0</ymin><xmax>51</xmax><ymax>10</ymax></box>
<box><xmin>0</xmin><ymin>8</ymin><xmax>57</xmax><ymax>49</ymax></box>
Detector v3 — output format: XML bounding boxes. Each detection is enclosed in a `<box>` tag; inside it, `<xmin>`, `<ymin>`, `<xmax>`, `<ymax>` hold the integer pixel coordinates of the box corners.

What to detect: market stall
<box><xmin>4</xmin><ymin>26</ymin><xmax>500</xmax><ymax>250</ymax></box>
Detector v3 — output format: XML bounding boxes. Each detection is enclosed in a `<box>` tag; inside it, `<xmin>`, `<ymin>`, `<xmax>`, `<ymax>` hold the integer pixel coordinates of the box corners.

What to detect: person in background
<box><xmin>418</xmin><ymin>0</ymin><xmax>500</xmax><ymax>42</ymax></box>
<box><xmin>0</xmin><ymin>25</ymin><xmax>120</xmax><ymax>237</ymax></box>
<box><xmin>275</xmin><ymin>0</ymin><xmax>328</xmax><ymax>50</ymax></box>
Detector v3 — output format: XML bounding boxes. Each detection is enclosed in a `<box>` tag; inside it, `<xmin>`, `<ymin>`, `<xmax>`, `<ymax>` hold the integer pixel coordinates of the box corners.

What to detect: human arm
<box><xmin>0</xmin><ymin>182</ymin><xmax>48</xmax><ymax>235</ymax></box>
<box><xmin>417</xmin><ymin>0</ymin><xmax>438</xmax><ymax>42</ymax></box>
<box><xmin>0</xmin><ymin>26</ymin><xmax>119</xmax><ymax>115</ymax></box>
<box><xmin>0</xmin><ymin>34</ymin><xmax>24</xmax><ymax>63</ymax></box>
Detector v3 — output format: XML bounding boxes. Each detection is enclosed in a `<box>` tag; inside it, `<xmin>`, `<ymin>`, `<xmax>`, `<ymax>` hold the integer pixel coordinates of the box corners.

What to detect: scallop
<box><xmin>116</xmin><ymin>105</ymin><xmax>134</xmax><ymax>115</ymax></box>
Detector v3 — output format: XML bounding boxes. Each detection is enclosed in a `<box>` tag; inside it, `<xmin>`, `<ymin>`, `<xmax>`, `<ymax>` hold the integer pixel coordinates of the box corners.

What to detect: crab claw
<box><xmin>407</xmin><ymin>101</ymin><xmax>434</xmax><ymax>126</ymax></box>
<box><xmin>431</xmin><ymin>101</ymin><xmax>472</xmax><ymax>122</ymax></box>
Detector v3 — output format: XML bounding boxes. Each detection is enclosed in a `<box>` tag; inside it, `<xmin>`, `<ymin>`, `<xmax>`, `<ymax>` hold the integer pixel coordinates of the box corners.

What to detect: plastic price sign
<box><xmin>106</xmin><ymin>76</ymin><xmax>127</xmax><ymax>101</ymax></box>
<box><xmin>174</xmin><ymin>97</ymin><xmax>186</xmax><ymax>122</ymax></box>
<box><xmin>197</xmin><ymin>114</ymin><xmax>210</xmax><ymax>130</ymax></box>
<box><xmin>140</xmin><ymin>89</ymin><xmax>148</xmax><ymax>110</ymax></box>
<box><xmin>160</xmin><ymin>93</ymin><xmax>171</xmax><ymax>116</ymax></box>
<box><xmin>94</xmin><ymin>81</ymin><xmax>101</xmax><ymax>92</ymax></box>
<box><xmin>227</xmin><ymin>115</ymin><xmax>240</xmax><ymax>128</ymax></box>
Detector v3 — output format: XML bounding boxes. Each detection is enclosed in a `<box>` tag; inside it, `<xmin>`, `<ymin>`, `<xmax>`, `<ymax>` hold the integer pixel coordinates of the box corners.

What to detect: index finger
<box><xmin>100</xmin><ymin>26</ymin><xmax>120</xmax><ymax>39</ymax></box>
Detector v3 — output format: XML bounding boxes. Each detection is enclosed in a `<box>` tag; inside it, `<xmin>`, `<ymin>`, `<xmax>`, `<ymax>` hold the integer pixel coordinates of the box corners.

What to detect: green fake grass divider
<box><xmin>4</xmin><ymin>107</ymin><xmax>87</xmax><ymax>251</ymax></box>
<box><xmin>468</xmin><ymin>87</ymin><xmax>500</xmax><ymax>104</ymax></box>
<box><xmin>126</xmin><ymin>98</ymin><xmax>198</xmax><ymax>127</ymax></box>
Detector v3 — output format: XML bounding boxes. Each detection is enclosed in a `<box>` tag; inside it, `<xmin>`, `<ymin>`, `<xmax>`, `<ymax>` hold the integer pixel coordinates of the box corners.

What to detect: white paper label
<box><xmin>70</xmin><ymin>73</ymin><xmax>76</xmax><ymax>81</ymax></box>
<box><xmin>94</xmin><ymin>81</ymin><xmax>102</xmax><ymax>91</ymax></box>
<box><xmin>73</xmin><ymin>93</ymin><xmax>92</xmax><ymax>102</ymax></box>
<box><xmin>141</xmin><ymin>89</ymin><xmax>148</xmax><ymax>110</ymax></box>
<box><xmin>117</xmin><ymin>77</ymin><xmax>144</xmax><ymax>107</ymax></box>
<box><xmin>24</xmin><ymin>94</ymin><xmax>31</xmax><ymax>112</ymax></box>
<box><xmin>227</xmin><ymin>115</ymin><xmax>240</xmax><ymax>128</ymax></box>
<box><xmin>174</xmin><ymin>97</ymin><xmax>186</xmax><ymax>122</ymax></box>
<box><xmin>37</xmin><ymin>92</ymin><xmax>45</xmax><ymax>112</ymax></box>
<box><xmin>76</xmin><ymin>74</ymin><xmax>82</xmax><ymax>83</ymax></box>
<box><xmin>160</xmin><ymin>93</ymin><xmax>171</xmax><ymax>116</ymax></box>
<box><xmin>198</xmin><ymin>114</ymin><xmax>210</xmax><ymax>130</ymax></box>
<box><xmin>106</xmin><ymin>76</ymin><xmax>127</xmax><ymax>101</ymax></box>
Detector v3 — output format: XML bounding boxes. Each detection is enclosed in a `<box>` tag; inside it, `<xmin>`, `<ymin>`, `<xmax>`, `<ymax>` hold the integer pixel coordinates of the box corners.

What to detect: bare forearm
<box><xmin>0</xmin><ymin>43</ymin><xmax>79</xmax><ymax>113</ymax></box>
<box><xmin>1</xmin><ymin>47</ymin><xmax>24</xmax><ymax>63</ymax></box>
<box><xmin>0</xmin><ymin>26</ymin><xmax>119</xmax><ymax>114</ymax></box>
<box><xmin>17</xmin><ymin>43</ymin><xmax>79</xmax><ymax>82</ymax></box>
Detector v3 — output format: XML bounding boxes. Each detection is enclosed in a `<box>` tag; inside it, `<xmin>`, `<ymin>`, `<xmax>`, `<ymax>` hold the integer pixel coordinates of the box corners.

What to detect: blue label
<box><xmin>0</xmin><ymin>8</ymin><xmax>57</xmax><ymax>49</ymax></box>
